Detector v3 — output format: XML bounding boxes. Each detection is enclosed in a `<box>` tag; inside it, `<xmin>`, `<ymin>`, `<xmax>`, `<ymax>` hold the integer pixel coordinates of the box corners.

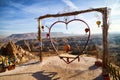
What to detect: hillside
<box><xmin>14</xmin><ymin>33</ymin><xmax>120</xmax><ymax>53</ymax></box>
<box><xmin>0</xmin><ymin>33</ymin><xmax>120</xmax><ymax>67</ymax></box>
<box><xmin>1</xmin><ymin>33</ymin><xmax>120</xmax><ymax>56</ymax></box>
<box><xmin>0</xmin><ymin>32</ymin><xmax>75</xmax><ymax>43</ymax></box>
<box><xmin>7</xmin><ymin>33</ymin><xmax>37</xmax><ymax>40</ymax></box>
<box><xmin>0</xmin><ymin>32</ymin><xmax>120</xmax><ymax>44</ymax></box>
<box><xmin>0</xmin><ymin>33</ymin><xmax>119</xmax><ymax>80</ymax></box>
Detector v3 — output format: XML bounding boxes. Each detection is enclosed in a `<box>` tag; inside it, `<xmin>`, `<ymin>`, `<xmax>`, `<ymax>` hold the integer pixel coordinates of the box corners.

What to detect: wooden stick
<box><xmin>37</xmin><ymin>7</ymin><xmax>107</xmax><ymax>19</ymax></box>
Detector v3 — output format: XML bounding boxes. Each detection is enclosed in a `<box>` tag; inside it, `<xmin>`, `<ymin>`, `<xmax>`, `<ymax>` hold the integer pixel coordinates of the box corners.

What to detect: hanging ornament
<box><xmin>46</xmin><ymin>33</ymin><xmax>49</xmax><ymax>38</ymax></box>
<box><xmin>64</xmin><ymin>44</ymin><xmax>70</xmax><ymax>53</ymax></box>
<box><xmin>66</xmin><ymin>23</ymin><xmax>68</xmax><ymax>30</ymax></box>
<box><xmin>85</xmin><ymin>28</ymin><xmax>90</xmax><ymax>33</ymax></box>
<box><xmin>96</xmin><ymin>21</ymin><xmax>101</xmax><ymax>27</ymax></box>
<box><xmin>65</xmin><ymin>18</ymin><xmax>68</xmax><ymax>30</ymax></box>
<box><xmin>41</xmin><ymin>26</ymin><xmax>44</xmax><ymax>31</ymax></box>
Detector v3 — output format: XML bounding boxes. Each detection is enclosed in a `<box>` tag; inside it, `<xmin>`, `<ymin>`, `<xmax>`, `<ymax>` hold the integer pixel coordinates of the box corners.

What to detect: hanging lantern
<box><xmin>64</xmin><ymin>44</ymin><xmax>70</xmax><ymax>53</ymax></box>
<box><xmin>46</xmin><ymin>33</ymin><xmax>49</xmax><ymax>38</ymax></box>
<box><xmin>85</xmin><ymin>28</ymin><xmax>90</xmax><ymax>33</ymax></box>
<box><xmin>96</xmin><ymin>21</ymin><xmax>101</xmax><ymax>27</ymax></box>
<box><xmin>41</xmin><ymin>26</ymin><xmax>44</xmax><ymax>31</ymax></box>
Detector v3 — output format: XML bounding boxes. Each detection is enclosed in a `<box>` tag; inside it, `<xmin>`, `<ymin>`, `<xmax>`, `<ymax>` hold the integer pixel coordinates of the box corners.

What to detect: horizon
<box><xmin>0</xmin><ymin>0</ymin><xmax>120</xmax><ymax>38</ymax></box>
<box><xmin>2</xmin><ymin>31</ymin><xmax>120</xmax><ymax>39</ymax></box>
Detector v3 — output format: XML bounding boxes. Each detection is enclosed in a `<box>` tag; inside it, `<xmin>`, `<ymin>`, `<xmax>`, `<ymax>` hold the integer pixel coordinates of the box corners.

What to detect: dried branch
<box><xmin>37</xmin><ymin>7</ymin><xmax>107</xmax><ymax>20</ymax></box>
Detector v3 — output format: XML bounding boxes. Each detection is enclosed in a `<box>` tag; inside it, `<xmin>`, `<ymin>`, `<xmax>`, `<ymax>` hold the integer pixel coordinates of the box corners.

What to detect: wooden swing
<box><xmin>48</xmin><ymin>19</ymin><xmax>91</xmax><ymax>64</ymax></box>
<box><xmin>37</xmin><ymin>7</ymin><xmax>110</xmax><ymax>79</ymax></box>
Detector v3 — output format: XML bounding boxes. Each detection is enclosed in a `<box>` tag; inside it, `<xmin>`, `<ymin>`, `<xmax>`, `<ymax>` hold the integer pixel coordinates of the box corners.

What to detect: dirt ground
<box><xmin>0</xmin><ymin>55</ymin><xmax>102</xmax><ymax>80</ymax></box>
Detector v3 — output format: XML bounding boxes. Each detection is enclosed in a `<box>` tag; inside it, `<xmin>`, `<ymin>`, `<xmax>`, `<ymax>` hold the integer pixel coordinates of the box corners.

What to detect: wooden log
<box><xmin>37</xmin><ymin>7</ymin><xmax>106</xmax><ymax>19</ymax></box>
<box><xmin>38</xmin><ymin>19</ymin><xmax>42</xmax><ymax>62</ymax></box>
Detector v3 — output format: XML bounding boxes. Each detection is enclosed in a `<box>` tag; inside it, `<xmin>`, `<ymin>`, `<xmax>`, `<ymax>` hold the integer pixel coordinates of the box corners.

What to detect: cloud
<box><xmin>8</xmin><ymin>0</ymin><xmax>63</xmax><ymax>16</ymax></box>
<box><xmin>112</xmin><ymin>4</ymin><xmax>120</xmax><ymax>16</ymax></box>
<box><xmin>62</xmin><ymin>0</ymin><xmax>79</xmax><ymax>10</ymax></box>
<box><xmin>107</xmin><ymin>0</ymin><xmax>120</xmax><ymax>16</ymax></box>
<box><xmin>0</xmin><ymin>0</ymin><xmax>65</xmax><ymax>38</ymax></box>
<box><xmin>1</xmin><ymin>0</ymin><xmax>120</xmax><ymax>38</ymax></box>
<box><xmin>8</xmin><ymin>0</ymin><xmax>46</xmax><ymax>15</ymax></box>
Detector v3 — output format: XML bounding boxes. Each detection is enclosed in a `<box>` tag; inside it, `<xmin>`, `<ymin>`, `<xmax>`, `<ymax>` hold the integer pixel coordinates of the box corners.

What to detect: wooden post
<box><xmin>38</xmin><ymin>19</ymin><xmax>42</xmax><ymax>62</ymax></box>
<box><xmin>102</xmin><ymin>7</ymin><xmax>110</xmax><ymax>79</ymax></box>
<box><xmin>77</xmin><ymin>56</ymin><xmax>80</xmax><ymax>62</ymax></box>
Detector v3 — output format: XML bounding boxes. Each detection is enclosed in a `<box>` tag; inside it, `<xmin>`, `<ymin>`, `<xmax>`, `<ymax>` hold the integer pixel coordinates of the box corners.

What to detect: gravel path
<box><xmin>0</xmin><ymin>56</ymin><xmax>102</xmax><ymax>80</ymax></box>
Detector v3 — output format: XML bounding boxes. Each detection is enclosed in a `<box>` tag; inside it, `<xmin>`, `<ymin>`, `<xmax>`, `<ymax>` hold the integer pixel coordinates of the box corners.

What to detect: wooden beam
<box><xmin>37</xmin><ymin>7</ymin><xmax>106</xmax><ymax>19</ymax></box>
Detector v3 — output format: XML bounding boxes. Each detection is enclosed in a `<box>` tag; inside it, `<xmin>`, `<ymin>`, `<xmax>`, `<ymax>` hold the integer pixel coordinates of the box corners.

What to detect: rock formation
<box><xmin>0</xmin><ymin>41</ymin><xmax>35</xmax><ymax>64</ymax></box>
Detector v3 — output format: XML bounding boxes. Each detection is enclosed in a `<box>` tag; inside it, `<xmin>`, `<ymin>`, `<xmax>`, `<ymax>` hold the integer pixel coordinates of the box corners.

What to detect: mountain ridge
<box><xmin>0</xmin><ymin>32</ymin><xmax>120</xmax><ymax>43</ymax></box>
<box><xmin>0</xmin><ymin>32</ymin><xmax>75</xmax><ymax>43</ymax></box>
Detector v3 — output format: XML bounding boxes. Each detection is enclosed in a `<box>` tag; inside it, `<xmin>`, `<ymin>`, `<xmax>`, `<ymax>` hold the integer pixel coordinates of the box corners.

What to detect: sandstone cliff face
<box><xmin>0</xmin><ymin>41</ymin><xmax>17</xmax><ymax>57</ymax></box>
<box><xmin>0</xmin><ymin>41</ymin><xmax>35</xmax><ymax>64</ymax></box>
<box><xmin>6</xmin><ymin>41</ymin><xmax>18</xmax><ymax>57</ymax></box>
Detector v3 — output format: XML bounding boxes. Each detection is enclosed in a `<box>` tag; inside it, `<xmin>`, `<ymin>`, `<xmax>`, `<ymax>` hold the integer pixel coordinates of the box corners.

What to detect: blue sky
<box><xmin>0</xmin><ymin>0</ymin><xmax>120</xmax><ymax>38</ymax></box>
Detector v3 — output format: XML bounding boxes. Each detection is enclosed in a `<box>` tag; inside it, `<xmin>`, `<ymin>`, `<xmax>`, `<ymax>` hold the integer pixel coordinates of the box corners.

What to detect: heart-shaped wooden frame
<box><xmin>48</xmin><ymin>19</ymin><xmax>91</xmax><ymax>64</ymax></box>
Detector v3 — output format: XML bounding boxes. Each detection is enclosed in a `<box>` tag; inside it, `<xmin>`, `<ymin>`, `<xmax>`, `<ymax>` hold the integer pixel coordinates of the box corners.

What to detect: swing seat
<box><xmin>59</xmin><ymin>54</ymin><xmax>80</xmax><ymax>64</ymax></box>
